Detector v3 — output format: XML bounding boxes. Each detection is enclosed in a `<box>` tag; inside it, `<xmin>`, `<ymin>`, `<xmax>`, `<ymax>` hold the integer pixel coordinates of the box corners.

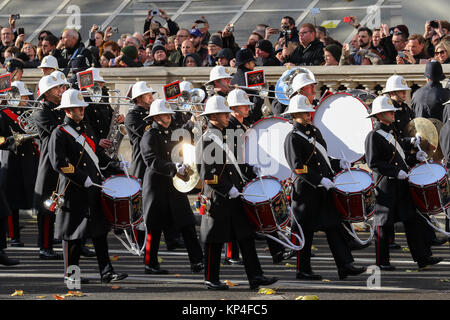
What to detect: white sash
<box><xmin>204</xmin><ymin>131</ymin><xmax>247</xmax><ymax>183</ymax></box>
<box><xmin>376</xmin><ymin>129</ymin><xmax>408</xmax><ymax>167</ymax></box>
<box><xmin>294</xmin><ymin>130</ymin><xmax>333</xmax><ymax>173</ymax></box>
<box><xmin>62</xmin><ymin>124</ymin><xmax>100</xmax><ymax>173</ymax></box>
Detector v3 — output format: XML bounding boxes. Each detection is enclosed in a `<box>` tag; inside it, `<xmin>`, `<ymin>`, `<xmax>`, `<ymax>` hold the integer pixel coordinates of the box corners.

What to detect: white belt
<box><xmin>62</xmin><ymin>124</ymin><xmax>100</xmax><ymax>173</ymax></box>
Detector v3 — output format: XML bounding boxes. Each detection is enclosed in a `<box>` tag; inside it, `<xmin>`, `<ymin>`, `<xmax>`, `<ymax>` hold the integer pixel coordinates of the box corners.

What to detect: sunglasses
<box><xmin>435</xmin><ymin>50</ymin><xmax>446</xmax><ymax>55</ymax></box>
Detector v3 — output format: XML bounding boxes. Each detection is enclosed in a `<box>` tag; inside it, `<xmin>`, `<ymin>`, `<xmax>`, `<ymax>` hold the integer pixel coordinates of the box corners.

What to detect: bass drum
<box><xmin>313</xmin><ymin>92</ymin><xmax>374</xmax><ymax>164</ymax></box>
<box><xmin>244</xmin><ymin>117</ymin><xmax>293</xmax><ymax>182</ymax></box>
<box><xmin>346</xmin><ymin>89</ymin><xmax>377</xmax><ymax>112</ymax></box>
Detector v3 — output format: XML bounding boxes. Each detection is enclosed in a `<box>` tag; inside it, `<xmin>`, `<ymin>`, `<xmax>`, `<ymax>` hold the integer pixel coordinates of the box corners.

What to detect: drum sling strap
<box><xmin>376</xmin><ymin>129</ymin><xmax>408</xmax><ymax>168</ymax></box>
<box><xmin>293</xmin><ymin>130</ymin><xmax>334</xmax><ymax>173</ymax></box>
<box><xmin>204</xmin><ymin>131</ymin><xmax>248</xmax><ymax>183</ymax></box>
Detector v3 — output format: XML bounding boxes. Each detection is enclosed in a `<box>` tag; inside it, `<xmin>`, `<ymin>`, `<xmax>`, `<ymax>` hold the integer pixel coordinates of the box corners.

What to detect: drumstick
<box><xmin>415</xmin><ymin>138</ymin><xmax>436</xmax><ymax>178</ymax></box>
<box><xmin>340</xmin><ymin>150</ymin><xmax>355</xmax><ymax>182</ymax></box>
<box><xmin>120</xmin><ymin>154</ymin><xmax>131</xmax><ymax>180</ymax></box>
<box><xmin>239</xmin><ymin>193</ymin><xmax>267</xmax><ymax>198</ymax></box>
<box><xmin>91</xmin><ymin>182</ymin><xmax>117</xmax><ymax>193</ymax></box>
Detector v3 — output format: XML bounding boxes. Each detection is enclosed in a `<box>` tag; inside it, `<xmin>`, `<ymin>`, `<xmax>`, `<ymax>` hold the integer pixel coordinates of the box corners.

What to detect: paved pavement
<box><xmin>1</xmin><ymin>211</ymin><xmax>450</xmax><ymax>311</ymax></box>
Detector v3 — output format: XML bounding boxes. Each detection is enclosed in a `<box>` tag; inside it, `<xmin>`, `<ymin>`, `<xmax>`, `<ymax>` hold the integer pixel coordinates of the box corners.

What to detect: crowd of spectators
<box><xmin>0</xmin><ymin>9</ymin><xmax>449</xmax><ymax>77</ymax></box>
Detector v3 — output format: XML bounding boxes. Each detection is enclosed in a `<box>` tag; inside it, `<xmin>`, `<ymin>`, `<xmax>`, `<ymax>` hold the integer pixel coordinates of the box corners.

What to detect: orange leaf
<box><xmin>110</xmin><ymin>255</ymin><xmax>119</xmax><ymax>261</ymax></box>
<box><xmin>111</xmin><ymin>285</ymin><xmax>120</xmax><ymax>290</ymax></box>
<box><xmin>53</xmin><ymin>294</ymin><xmax>65</xmax><ymax>300</ymax></box>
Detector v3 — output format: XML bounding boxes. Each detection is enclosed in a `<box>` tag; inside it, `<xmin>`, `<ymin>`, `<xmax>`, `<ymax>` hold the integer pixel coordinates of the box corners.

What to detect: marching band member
<box><xmin>283</xmin><ymin>94</ymin><xmax>366</xmax><ymax>280</ymax></box>
<box><xmin>205</xmin><ymin>65</ymin><xmax>233</xmax><ymax>98</ymax></box>
<box><xmin>48</xmin><ymin>89</ymin><xmax>128</xmax><ymax>284</ymax></box>
<box><xmin>125</xmin><ymin>81</ymin><xmax>183</xmax><ymax>251</ymax></box>
<box><xmin>365</xmin><ymin>95</ymin><xmax>442</xmax><ymax>270</ymax></box>
<box><xmin>440</xmin><ymin>101</ymin><xmax>450</xmax><ymax>233</ymax></box>
<box><xmin>227</xmin><ymin>88</ymin><xmax>286</xmax><ymax>264</ymax></box>
<box><xmin>140</xmin><ymin>99</ymin><xmax>203</xmax><ymax>275</ymax></box>
<box><xmin>196</xmin><ymin>95</ymin><xmax>278</xmax><ymax>290</ymax></box>
<box><xmin>33</xmin><ymin>74</ymin><xmax>67</xmax><ymax>259</ymax></box>
<box><xmin>0</xmin><ymin>82</ymin><xmax>38</xmax><ymax>248</ymax></box>
<box><xmin>38</xmin><ymin>55</ymin><xmax>59</xmax><ymax>76</ymax></box>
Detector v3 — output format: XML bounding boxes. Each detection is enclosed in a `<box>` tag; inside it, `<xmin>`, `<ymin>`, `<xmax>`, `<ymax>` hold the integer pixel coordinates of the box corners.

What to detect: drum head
<box><xmin>313</xmin><ymin>93</ymin><xmax>373</xmax><ymax>163</ymax></box>
<box><xmin>409</xmin><ymin>162</ymin><xmax>446</xmax><ymax>186</ymax></box>
<box><xmin>334</xmin><ymin>169</ymin><xmax>373</xmax><ymax>193</ymax></box>
<box><xmin>103</xmin><ymin>175</ymin><xmax>141</xmax><ymax>198</ymax></box>
<box><xmin>243</xmin><ymin>177</ymin><xmax>281</xmax><ymax>203</ymax></box>
<box><xmin>244</xmin><ymin>117</ymin><xmax>293</xmax><ymax>181</ymax></box>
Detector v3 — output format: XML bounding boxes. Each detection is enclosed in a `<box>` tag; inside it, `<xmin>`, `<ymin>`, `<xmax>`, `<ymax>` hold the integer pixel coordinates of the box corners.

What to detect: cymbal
<box><xmin>172</xmin><ymin>143</ymin><xmax>201</xmax><ymax>193</ymax></box>
<box><xmin>406</xmin><ymin>117</ymin><xmax>439</xmax><ymax>159</ymax></box>
<box><xmin>428</xmin><ymin>118</ymin><xmax>444</xmax><ymax>162</ymax></box>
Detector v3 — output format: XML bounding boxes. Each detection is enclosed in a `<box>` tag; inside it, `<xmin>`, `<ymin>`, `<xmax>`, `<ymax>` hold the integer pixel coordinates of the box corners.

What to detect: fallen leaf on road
<box><xmin>10</xmin><ymin>290</ymin><xmax>23</xmax><ymax>296</ymax></box>
<box><xmin>322</xmin><ymin>279</ymin><xmax>331</xmax><ymax>282</ymax></box>
<box><xmin>224</xmin><ymin>280</ymin><xmax>237</xmax><ymax>287</ymax></box>
<box><xmin>65</xmin><ymin>291</ymin><xmax>84</xmax><ymax>297</ymax></box>
<box><xmin>406</xmin><ymin>269</ymin><xmax>419</xmax><ymax>273</ymax></box>
<box><xmin>258</xmin><ymin>288</ymin><xmax>276</xmax><ymax>295</ymax></box>
<box><xmin>36</xmin><ymin>296</ymin><xmax>46</xmax><ymax>299</ymax></box>
<box><xmin>158</xmin><ymin>257</ymin><xmax>163</xmax><ymax>263</ymax></box>
<box><xmin>53</xmin><ymin>294</ymin><xmax>65</xmax><ymax>300</ymax></box>
<box><xmin>174</xmin><ymin>274</ymin><xmax>181</xmax><ymax>278</ymax></box>
<box><xmin>285</xmin><ymin>263</ymin><xmax>295</xmax><ymax>268</ymax></box>
<box><xmin>111</xmin><ymin>285</ymin><xmax>120</xmax><ymax>290</ymax></box>
<box><xmin>311</xmin><ymin>245</ymin><xmax>318</xmax><ymax>251</ymax></box>
<box><xmin>402</xmin><ymin>247</ymin><xmax>410</xmax><ymax>252</ymax></box>
<box><xmin>295</xmin><ymin>295</ymin><xmax>319</xmax><ymax>300</ymax></box>
<box><xmin>110</xmin><ymin>255</ymin><xmax>119</xmax><ymax>261</ymax></box>
<box><xmin>440</xmin><ymin>279</ymin><xmax>450</xmax><ymax>282</ymax></box>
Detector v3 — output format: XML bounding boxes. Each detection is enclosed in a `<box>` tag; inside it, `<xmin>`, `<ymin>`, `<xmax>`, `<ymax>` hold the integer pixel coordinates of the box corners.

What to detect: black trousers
<box><xmin>62</xmin><ymin>235</ymin><xmax>113</xmax><ymax>278</ymax></box>
<box><xmin>375</xmin><ymin>219</ymin><xmax>430</xmax><ymax>266</ymax></box>
<box><xmin>144</xmin><ymin>224</ymin><xmax>203</xmax><ymax>267</ymax></box>
<box><xmin>294</xmin><ymin>226</ymin><xmax>353</xmax><ymax>273</ymax></box>
<box><xmin>37</xmin><ymin>211</ymin><xmax>55</xmax><ymax>250</ymax></box>
<box><xmin>0</xmin><ymin>217</ymin><xmax>7</xmax><ymax>249</ymax></box>
<box><xmin>204</xmin><ymin>236</ymin><xmax>263</xmax><ymax>283</ymax></box>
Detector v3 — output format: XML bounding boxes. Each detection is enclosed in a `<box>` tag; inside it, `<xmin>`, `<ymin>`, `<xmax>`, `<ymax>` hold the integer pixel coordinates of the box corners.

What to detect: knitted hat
<box><xmin>255</xmin><ymin>39</ymin><xmax>273</xmax><ymax>54</ymax></box>
<box><xmin>152</xmin><ymin>44</ymin><xmax>166</xmax><ymax>56</ymax></box>
<box><xmin>235</xmin><ymin>48</ymin><xmax>255</xmax><ymax>67</ymax></box>
<box><xmin>121</xmin><ymin>45</ymin><xmax>138</xmax><ymax>60</ymax></box>
<box><xmin>217</xmin><ymin>48</ymin><xmax>234</xmax><ymax>61</ymax></box>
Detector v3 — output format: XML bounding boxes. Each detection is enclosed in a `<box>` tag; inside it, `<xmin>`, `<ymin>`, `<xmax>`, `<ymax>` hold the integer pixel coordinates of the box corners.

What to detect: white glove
<box><xmin>397</xmin><ymin>170</ymin><xmax>408</xmax><ymax>180</ymax></box>
<box><xmin>339</xmin><ymin>159</ymin><xmax>351</xmax><ymax>170</ymax></box>
<box><xmin>176</xmin><ymin>163</ymin><xmax>186</xmax><ymax>175</ymax></box>
<box><xmin>84</xmin><ymin>176</ymin><xmax>93</xmax><ymax>188</ymax></box>
<box><xmin>228</xmin><ymin>186</ymin><xmax>240</xmax><ymax>199</ymax></box>
<box><xmin>416</xmin><ymin>150</ymin><xmax>428</xmax><ymax>162</ymax></box>
<box><xmin>253</xmin><ymin>165</ymin><xmax>262</xmax><ymax>176</ymax></box>
<box><xmin>410</xmin><ymin>135</ymin><xmax>421</xmax><ymax>148</ymax></box>
<box><xmin>120</xmin><ymin>160</ymin><xmax>130</xmax><ymax>171</ymax></box>
<box><xmin>320</xmin><ymin>177</ymin><xmax>335</xmax><ymax>190</ymax></box>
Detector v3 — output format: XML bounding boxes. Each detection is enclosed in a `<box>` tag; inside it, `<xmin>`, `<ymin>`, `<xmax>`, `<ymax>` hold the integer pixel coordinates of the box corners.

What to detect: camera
<box><xmin>18</xmin><ymin>27</ymin><xmax>24</xmax><ymax>35</ymax></box>
<box><xmin>11</xmin><ymin>14</ymin><xmax>20</xmax><ymax>20</ymax></box>
<box><xmin>110</xmin><ymin>27</ymin><xmax>119</xmax><ymax>34</ymax></box>
<box><xmin>398</xmin><ymin>51</ymin><xmax>406</xmax><ymax>58</ymax></box>
<box><xmin>150</xmin><ymin>9</ymin><xmax>160</xmax><ymax>17</ymax></box>
<box><xmin>429</xmin><ymin>20</ymin><xmax>439</xmax><ymax>29</ymax></box>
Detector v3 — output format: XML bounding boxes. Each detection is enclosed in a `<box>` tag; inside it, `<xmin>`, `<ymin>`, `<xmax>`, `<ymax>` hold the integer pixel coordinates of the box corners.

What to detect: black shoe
<box><xmin>144</xmin><ymin>265</ymin><xmax>169</xmax><ymax>275</ymax></box>
<box><xmin>272</xmin><ymin>251</ymin><xmax>285</xmax><ymax>264</ymax></box>
<box><xmin>204</xmin><ymin>280</ymin><xmax>229</xmax><ymax>290</ymax></box>
<box><xmin>224</xmin><ymin>258</ymin><xmax>243</xmax><ymax>265</ymax></box>
<box><xmin>338</xmin><ymin>263</ymin><xmax>366</xmax><ymax>280</ymax></box>
<box><xmin>101</xmin><ymin>271</ymin><xmax>128</xmax><ymax>283</ymax></box>
<box><xmin>64</xmin><ymin>276</ymin><xmax>90</xmax><ymax>285</ymax></box>
<box><xmin>378</xmin><ymin>264</ymin><xmax>396</xmax><ymax>271</ymax></box>
<box><xmin>0</xmin><ymin>250</ymin><xmax>20</xmax><ymax>266</ymax></box>
<box><xmin>389</xmin><ymin>242</ymin><xmax>401</xmax><ymax>249</ymax></box>
<box><xmin>9</xmin><ymin>239</ymin><xmax>24</xmax><ymax>247</ymax></box>
<box><xmin>80</xmin><ymin>246</ymin><xmax>96</xmax><ymax>257</ymax></box>
<box><xmin>348</xmin><ymin>240</ymin><xmax>371</xmax><ymax>251</ymax></box>
<box><xmin>418</xmin><ymin>256</ymin><xmax>443</xmax><ymax>269</ymax></box>
<box><xmin>249</xmin><ymin>275</ymin><xmax>279</xmax><ymax>290</ymax></box>
<box><xmin>39</xmin><ymin>249</ymin><xmax>63</xmax><ymax>260</ymax></box>
<box><xmin>191</xmin><ymin>262</ymin><xmax>204</xmax><ymax>273</ymax></box>
<box><xmin>431</xmin><ymin>238</ymin><xmax>448</xmax><ymax>246</ymax></box>
<box><xmin>296</xmin><ymin>271</ymin><xmax>322</xmax><ymax>281</ymax></box>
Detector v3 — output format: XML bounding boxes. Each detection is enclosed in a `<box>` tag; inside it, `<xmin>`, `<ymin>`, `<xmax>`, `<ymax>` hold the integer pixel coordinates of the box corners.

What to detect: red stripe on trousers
<box><xmin>144</xmin><ymin>233</ymin><xmax>151</xmax><ymax>266</ymax></box>
<box><xmin>8</xmin><ymin>216</ymin><xmax>14</xmax><ymax>239</ymax></box>
<box><xmin>226</xmin><ymin>242</ymin><xmax>232</xmax><ymax>259</ymax></box>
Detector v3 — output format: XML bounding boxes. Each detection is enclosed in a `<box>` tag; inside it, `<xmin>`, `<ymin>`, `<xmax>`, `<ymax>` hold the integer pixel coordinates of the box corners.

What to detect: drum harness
<box><xmin>203</xmin><ymin>131</ymin><xmax>305</xmax><ymax>251</ymax></box>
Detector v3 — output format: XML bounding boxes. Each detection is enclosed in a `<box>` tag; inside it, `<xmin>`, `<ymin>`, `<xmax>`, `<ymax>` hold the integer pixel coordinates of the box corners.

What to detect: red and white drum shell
<box><xmin>241</xmin><ymin>176</ymin><xmax>290</xmax><ymax>233</ymax></box>
<box><xmin>408</xmin><ymin>162</ymin><xmax>450</xmax><ymax>215</ymax></box>
<box><xmin>333</xmin><ymin>168</ymin><xmax>376</xmax><ymax>222</ymax></box>
<box><xmin>101</xmin><ymin>174</ymin><xmax>143</xmax><ymax>229</ymax></box>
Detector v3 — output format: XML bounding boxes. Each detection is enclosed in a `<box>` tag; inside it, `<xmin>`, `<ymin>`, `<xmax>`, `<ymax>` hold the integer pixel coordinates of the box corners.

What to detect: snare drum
<box><xmin>101</xmin><ymin>174</ymin><xmax>143</xmax><ymax>229</ymax></box>
<box><xmin>408</xmin><ymin>162</ymin><xmax>450</xmax><ymax>214</ymax></box>
<box><xmin>242</xmin><ymin>176</ymin><xmax>290</xmax><ymax>233</ymax></box>
<box><xmin>333</xmin><ymin>168</ymin><xmax>375</xmax><ymax>222</ymax></box>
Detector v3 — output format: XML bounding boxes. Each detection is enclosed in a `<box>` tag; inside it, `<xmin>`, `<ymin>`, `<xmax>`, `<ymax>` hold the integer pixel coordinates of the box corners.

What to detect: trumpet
<box><xmin>82</xmin><ymin>83</ymin><xmax>132</xmax><ymax>103</ymax></box>
<box><xmin>168</xmin><ymin>88</ymin><xmax>206</xmax><ymax>113</ymax></box>
<box><xmin>0</xmin><ymin>87</ymin><xmax>43</xmax><ymax>109</ymax></box>
<box><xmin>230</xmin><ymin>84</ymin><xmax>285</xmax><ymax>98</ymax></box>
